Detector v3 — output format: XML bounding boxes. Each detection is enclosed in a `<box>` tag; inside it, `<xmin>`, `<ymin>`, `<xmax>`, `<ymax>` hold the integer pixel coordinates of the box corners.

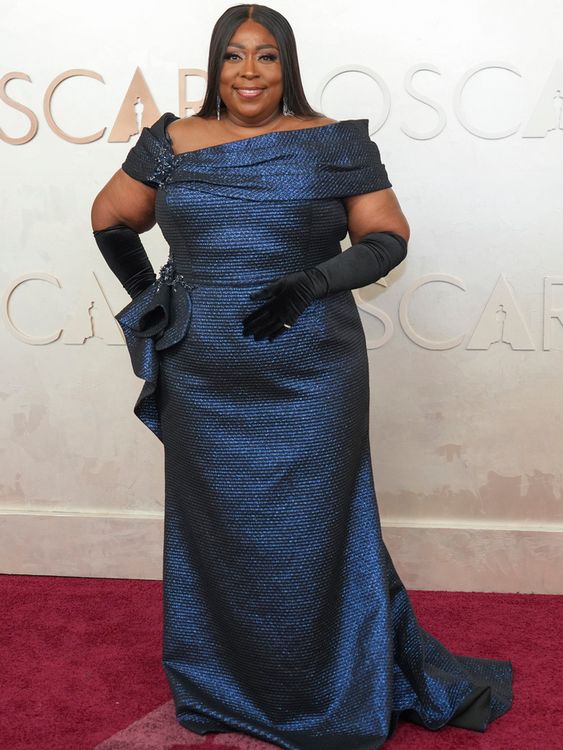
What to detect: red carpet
<box><xmin>1</xmin><ymin>574</ymin><xmax>559</xmax><ymax>749</ymax></box>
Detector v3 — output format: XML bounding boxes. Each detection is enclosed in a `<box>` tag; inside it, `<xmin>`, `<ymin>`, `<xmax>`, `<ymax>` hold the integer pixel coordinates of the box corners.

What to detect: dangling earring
<box><xmin>216</xmin><ymin>94</ymin><xmax>221</xmax><ymax>120</ymax></box>
<box><xmin>282</xmin><ymin>96</ymin><xmax>293</xmax><ymax>116</ymax></box>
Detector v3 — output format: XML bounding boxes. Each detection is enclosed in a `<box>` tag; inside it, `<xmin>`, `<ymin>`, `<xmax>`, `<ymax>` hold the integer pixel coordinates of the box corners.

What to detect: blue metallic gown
<box><xmin>116</xmin><ymin>112</ymin><xmax>513</xmax><ymax>750</ymax></box>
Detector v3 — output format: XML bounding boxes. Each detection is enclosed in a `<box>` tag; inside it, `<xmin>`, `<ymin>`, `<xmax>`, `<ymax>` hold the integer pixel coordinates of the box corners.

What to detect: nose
<box><xmin>240</xmin><ymin>55</ymin><xmax>259</xmax><ymax>78</ymax></box>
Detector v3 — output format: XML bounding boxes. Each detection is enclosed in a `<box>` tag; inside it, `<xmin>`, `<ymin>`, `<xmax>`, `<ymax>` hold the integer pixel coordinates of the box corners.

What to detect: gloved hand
<box><xmin>242</xmin><ymin>231</ymin><xmax>408</xmax><ymax>341</ymax></box>
<box><xmin>242</xmin><ymin>268</ymin><xmax>327</xmax><ymax>341</ymax></box>
<box><xmin>93</xmin><ymin>223</ymin><xmax>156</xmax><ymax>300</ymax></box>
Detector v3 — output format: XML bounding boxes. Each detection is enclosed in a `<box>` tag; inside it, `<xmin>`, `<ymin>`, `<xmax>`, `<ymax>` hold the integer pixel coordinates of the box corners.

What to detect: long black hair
<box><xmin>194</xmin><ymin>4</ymin><xmax>324</xmax><ymax>120</ymax></box>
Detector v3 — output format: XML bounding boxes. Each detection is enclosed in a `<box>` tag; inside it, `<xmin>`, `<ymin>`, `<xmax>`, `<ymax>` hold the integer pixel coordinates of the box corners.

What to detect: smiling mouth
<box><xmin>235</xmin><ymin>87</ymin><xmax>266</xmax><ymax>98</ymax></box>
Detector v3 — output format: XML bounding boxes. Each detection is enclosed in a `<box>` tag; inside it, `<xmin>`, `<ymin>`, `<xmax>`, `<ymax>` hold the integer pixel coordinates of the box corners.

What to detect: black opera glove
<box><xmin>243</xmin><ymin>268</ymin><xmax>327</xmax><ymax>341</ymax></box>
<box><xmin>242</xmin><ymin>231</ymin><xmax>408</xmax><ymax>341</ymax></box>
<box><xmin>93</xmin><ymin>223</ymin><xmax>157</xmax><ymax>300</ymax></box>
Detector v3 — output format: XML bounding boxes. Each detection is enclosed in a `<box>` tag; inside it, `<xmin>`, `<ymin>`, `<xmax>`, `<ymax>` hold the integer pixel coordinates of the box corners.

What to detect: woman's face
<box><xmin>218</xmin><ymin>19</ymin><xmax>284</xmax><ymax>126</ymax></box>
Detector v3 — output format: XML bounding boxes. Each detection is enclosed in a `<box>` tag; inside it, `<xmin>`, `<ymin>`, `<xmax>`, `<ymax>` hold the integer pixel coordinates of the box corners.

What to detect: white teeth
<box><xmin>236</xmin><ymin>88</ymin><xmax>264</xmax><ymax>98</ymax></box>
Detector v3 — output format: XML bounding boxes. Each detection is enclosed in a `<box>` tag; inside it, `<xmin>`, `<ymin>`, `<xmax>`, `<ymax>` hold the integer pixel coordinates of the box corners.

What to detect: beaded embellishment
<box><xmin>150</xmin><ymin>142</ymin><xmax>175</xmax><ymax>188</ymax></box>
<box><xmin>156</xmin><ymin>256</ymin><xmax>197</xmax><ymax>293</ymax></box>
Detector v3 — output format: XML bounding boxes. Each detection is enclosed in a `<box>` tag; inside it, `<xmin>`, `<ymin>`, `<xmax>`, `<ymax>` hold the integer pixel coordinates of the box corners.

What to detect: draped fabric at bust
<box><xmin>115</xmin><ymin>112</ymin><xmax>513</xmax><ymax>750</ymax></box>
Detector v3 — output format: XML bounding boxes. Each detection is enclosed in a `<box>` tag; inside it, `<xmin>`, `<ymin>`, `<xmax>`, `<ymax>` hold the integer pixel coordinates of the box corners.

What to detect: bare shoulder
<box><xmin>166</xmin><ymin>115</ymin><xmax>219</xmax><ymax>155</ymax></box>
<box><xmin>286</xmin><ymin>116</ymin><xmax>339</xmax><ymax>130</ymax></box>
<box><xmin>167</xmin><ymin>115</ymin><xmax>204</xmax><ymax>137</ymax></box>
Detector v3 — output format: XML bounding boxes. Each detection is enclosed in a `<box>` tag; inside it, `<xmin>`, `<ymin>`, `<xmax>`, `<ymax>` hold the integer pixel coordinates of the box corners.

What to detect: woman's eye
<box><xmin>223</xmin><ymin>53</ymin><xmax>278</xmax><ymax>62</ymax></box>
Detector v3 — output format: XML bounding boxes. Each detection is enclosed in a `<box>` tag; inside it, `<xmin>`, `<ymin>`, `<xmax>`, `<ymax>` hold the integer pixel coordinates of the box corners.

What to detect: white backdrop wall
<box><xmin>1</xmin><ymin>0</ymin><xmax>562</xmax><ymax>591</ymax></box>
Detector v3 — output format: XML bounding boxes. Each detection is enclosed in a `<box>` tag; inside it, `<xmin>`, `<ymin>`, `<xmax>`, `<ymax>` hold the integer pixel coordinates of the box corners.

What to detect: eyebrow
<box><xmin>227</xmin><ymin>42</ymin><xmax>279</xmax><ymax>50</ymax></box>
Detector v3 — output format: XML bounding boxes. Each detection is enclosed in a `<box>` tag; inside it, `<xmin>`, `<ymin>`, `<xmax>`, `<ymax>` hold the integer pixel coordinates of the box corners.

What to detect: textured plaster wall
<box><xmin>1</xmin><ymin>0</ymin><xmax>562</xmax><ymax>589</ymax></box>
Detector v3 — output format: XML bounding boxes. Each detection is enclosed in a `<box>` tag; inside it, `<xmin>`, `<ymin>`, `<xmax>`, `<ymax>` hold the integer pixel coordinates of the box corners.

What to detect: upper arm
<box><xmin>90</xmin><ymin>168</ymin><xmax>157</xmax><ymax>233</ymax></box>
<box><xmin>343</xmin><ymin>187</ymin><xmax>410</xmax><ymax>246</ymax></box>
<box><xmin>91</xmin><ymin>111</ymin><xmax>180</xmax><ymax>233</ymax></box>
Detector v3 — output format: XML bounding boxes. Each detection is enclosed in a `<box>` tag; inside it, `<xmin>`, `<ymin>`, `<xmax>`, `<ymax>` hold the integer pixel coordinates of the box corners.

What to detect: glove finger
<box><xmin>243</xmin><ymin>307</ymin><xmax>276</xmax><ymax>333</ymax></box>
<box><xmin>268</xmin><ymin>323</ymin><xmax>287</xmax><ymax>341</ymax></box>
<box><xmin>255</xmin><ymin>317</ymin><xmax>285</xmax><ymax>341</ymax></box>
<box><xmin>242</xmin><ymin>304</ymin><xmax>274</xmax><ymax>328</ymax></box>
<box><xmin>248</xmin><ymin>286</ymin><xmax>272</xmax><ymax>301</ymax></box>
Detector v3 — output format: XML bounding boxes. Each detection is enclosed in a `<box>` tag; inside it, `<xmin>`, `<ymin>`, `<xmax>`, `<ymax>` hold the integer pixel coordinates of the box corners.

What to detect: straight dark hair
<box><xmin>195</xmin><ymin>4</ymin><xmax>323</xmax><ymax>120</ymax></box>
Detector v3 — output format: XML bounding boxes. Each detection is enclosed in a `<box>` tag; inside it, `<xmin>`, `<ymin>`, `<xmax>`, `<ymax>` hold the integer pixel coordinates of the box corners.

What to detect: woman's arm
<box><xmin>243</xmin><ymin>187</ymin><xmax>410</xmax><ymax>340</ymax></box>
<box><xmin>91</xmin><ymin>168</ymin><xmax>157</xmax><ymax>233</ymax></box>
<box><xmin>91</xmin><ymin>169</ymin><xmax>159</xmax><ymax>299</ymax></box>
<box><xmin>343</xmin><ymin>187</ymin><xmax>410</xmax><ymax>246</ymax></box>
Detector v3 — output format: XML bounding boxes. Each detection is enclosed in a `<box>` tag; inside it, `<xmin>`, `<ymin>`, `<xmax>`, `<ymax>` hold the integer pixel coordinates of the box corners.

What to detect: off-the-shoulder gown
<box><xmin>115</xmin><ymin>111</ymin><xmax>513</xmax><ymax>750</ymax></box>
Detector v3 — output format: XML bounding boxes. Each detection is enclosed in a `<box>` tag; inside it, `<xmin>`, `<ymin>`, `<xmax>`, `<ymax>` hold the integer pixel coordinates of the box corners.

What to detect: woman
<box><xmin>91</xmin><ymin>5</ymin><xmax>513</xmax><ymax>749</ymax></box>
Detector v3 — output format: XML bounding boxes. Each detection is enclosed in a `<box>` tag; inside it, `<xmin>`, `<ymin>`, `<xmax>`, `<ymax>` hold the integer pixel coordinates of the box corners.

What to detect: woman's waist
<box><xmin>164</xmin><ymin>242</ymin><xmax>342</xmax><ymax>286</ymax></box>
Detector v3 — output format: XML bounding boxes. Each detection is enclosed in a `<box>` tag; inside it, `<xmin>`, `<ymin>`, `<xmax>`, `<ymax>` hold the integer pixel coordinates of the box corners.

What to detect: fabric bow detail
<box><xmin>114</xmin><ymin>260</ymin><xmax>195</xmax><ymax>442</ymax></box>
